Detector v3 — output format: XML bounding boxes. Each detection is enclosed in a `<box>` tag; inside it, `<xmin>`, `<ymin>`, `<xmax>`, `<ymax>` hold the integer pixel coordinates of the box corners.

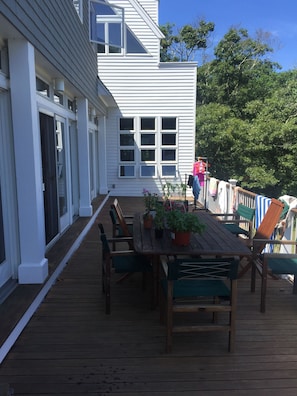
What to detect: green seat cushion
<box><xmin>113</xmin><ymin>255</ymin><xmax>151</xmax><ymax>273</ymax></box>
<box><xmin>161</xmin><ymin>279</ymin><xmax>230</xmax><ymax>298</ymax></box>
<box><xmin>268</xmin><ymin>257</ymin><xmax>297</xmax><ymax>275</ymax></box>
<box><xmin>223</xmin><ymin>223</ymin><xmax>249</xmax><ymax>236</ymax></box>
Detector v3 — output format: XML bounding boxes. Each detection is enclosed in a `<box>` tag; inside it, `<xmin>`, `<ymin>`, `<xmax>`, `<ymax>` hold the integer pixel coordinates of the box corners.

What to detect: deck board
<box><xmin>1</xmin><ymin>197</ymin><xmax>297</xmax><ymax>395</ymax></box>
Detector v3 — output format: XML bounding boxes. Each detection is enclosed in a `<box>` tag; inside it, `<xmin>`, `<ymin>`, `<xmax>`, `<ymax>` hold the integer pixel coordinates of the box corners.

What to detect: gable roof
<box><xmin>128</xmin><ymin>0</ymin><xmax>164</xmax><ymax>39</ymax></box>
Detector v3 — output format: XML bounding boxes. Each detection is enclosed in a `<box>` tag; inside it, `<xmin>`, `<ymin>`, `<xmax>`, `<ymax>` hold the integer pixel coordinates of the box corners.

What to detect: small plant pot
<box><xmin>143</xmin><ymin>214</ymin><xmax>153</xmax><ymax>229</ymax></box>
<box><xmin>172</xmin><ymin>231</ymin><xmax>191</xmax><ymax>246</ymax></box>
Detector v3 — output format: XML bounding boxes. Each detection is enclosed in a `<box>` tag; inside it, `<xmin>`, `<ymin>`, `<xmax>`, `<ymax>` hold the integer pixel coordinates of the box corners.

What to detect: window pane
<box><xmin>162</xmin><ymin>133</ymin><xmax>176</xmax><ymax>145</ymax></box>
<box><xmin>141</xmin><ymin>117</ymin><xmax>155</xmax><ymax>130</ymax></box>
<box><xmin>141</xmin><ymin>165</ymin><xmax>155</xmax><ymax>177</ymax></box>
<box><xmin>97</xmin><ymin>43</ymin><xmax>105</xmax><ymax>53</ymax></box>
<box><xmin>162</xmin><ymin>117</ymin><xmax>176</xmax><ymax>130</ymax></box>
<box><xmin>96</xmin><ymin>23</ymin><xmax>105</xmax><ymax>44</ymax></box>
<box><xmin>141</xmin><ymin>150</ymin><xmax>155</xmax><ymax>161</ymax></box>
<box><xmin>126</xmin><ymin>27</ymin><xmax>147</xmax><ymax>54</ymax></box>
<box><xmin>162</xmin><ymin>165</ymin><xmax>176</xmax><ymax>176</ymax></box>
<box><xmin>141</xmin><ymin>133</ymin><xmax>155</xmax><ymax>145</ymax></box>
<box><xmin>120</xmin><ymin>165</ymin><xmax>134</xmax><ymax>177</ymax></box>
<box><xmin>54</xmin><ymin>91</ymin><xmax>64</xmax><ymax>105</ymax></box>
<box><xmin>109</xmin><ymin>45</ymin><xmax>121</xmax><ymax>53</ymax></box>
<box><xmin>162</xmin><ymin>150</ymin><xmax>176</xmax><ymax>161</ymax></box>
<box><xmin>36</xmin><ymin>78</ymin><xmax>49</xmax><ymax>97</ymax></box>
<box><xmin>120</xmin><ymin>149</ymin><xmax>134</xmax><ymax>161</ymax></box>
<box><xmin>120</xmin><ymin>118</ymin><xmax>134</xmax><ymax>130</ymax></box>
<box><xmin>109</xmin><ymin>23</ymin><xmax>122</xmax><ymax>47</ymax></box>
<box><xmin>120</xmin><ymin>134</ymin><xmax>134</xmax><ymax>146</ymax></box>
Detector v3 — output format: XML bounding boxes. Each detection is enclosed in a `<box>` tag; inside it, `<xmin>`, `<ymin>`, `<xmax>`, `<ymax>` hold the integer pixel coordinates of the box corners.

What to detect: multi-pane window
<box><xmin>118</xmin><ymin>116</ymin><xmax>177</xmax><ymax>178</ymax></box>
<box><xmin>160</xmin><ymin>117</ymin><xmax>177</xmax><ymax>177</ymax></box>
<box><xmin>140</xmin><ymin>117</ymin><xmax>156</xmax><ymax>177</ymax></box>
<box><xmin>90</xmin><ymin>0</ymin><xmax>146</xmax><ymax>54</ymax></box>
<box><xmin>119</xmin><ymin>117</ymin><xmax>135</xmax><ymax>177</ymax></box>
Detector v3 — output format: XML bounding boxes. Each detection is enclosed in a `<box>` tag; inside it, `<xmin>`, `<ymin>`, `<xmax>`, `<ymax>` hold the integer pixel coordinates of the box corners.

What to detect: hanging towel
<box><xmin>218</xmin><ymin>181</ymin><xmax>228</xmax><ymax>213</ymax></box>
<box><xmin>209</xmin><ymin>177</ymin><xmax>217</xmax><ymax>197</ymax></box>
<box><xmin>192</xmin><ymin>175</ymin><xmax>201</xmax><ymax>200</ymax></box>
<box><xmin>255</xmin><ymin>195</ymin><xmax>271</xmax><ymax>230</ymax></box>
<box><xmin>255</xmin><ymin>195</ymin><xmax>272</xmax><ymax>252</ymax></box>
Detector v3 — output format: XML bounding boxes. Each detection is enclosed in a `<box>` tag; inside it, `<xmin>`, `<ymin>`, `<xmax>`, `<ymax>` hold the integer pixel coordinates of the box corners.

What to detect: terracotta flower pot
<box><xmin>143</xmin><ymin>214</ymin><xmax>153</xmax><ymax>229</ymax></box>
<box><xmin>172</xmin><ymin>231</ymin><xmax>191</xmax><ymax>246</ymax></box>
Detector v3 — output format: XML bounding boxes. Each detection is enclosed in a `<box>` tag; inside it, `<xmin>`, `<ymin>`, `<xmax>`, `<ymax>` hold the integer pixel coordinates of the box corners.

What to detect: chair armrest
<box><xmin>106</xmin><ymin>236</ymin><xmax>134</xmax><ymax>244</ymax></box>
<box><xmin>111</xmin><ymin>249</ymin><xmax>136</xmax><ymax>256</ymax></box>
<box><xmin>253</xmin><ymin>239</ymin><xmax>297</xmax><ymax>246</ymax></box>
<box><xmin>211</xmin><ymin>213</ymin><xmax>235</xmax><ymax>218</ymax></box>
<box><xmin>263</xmin><ymin>252</ymin><xmax>297</xmax><ymax>260</ymax></box>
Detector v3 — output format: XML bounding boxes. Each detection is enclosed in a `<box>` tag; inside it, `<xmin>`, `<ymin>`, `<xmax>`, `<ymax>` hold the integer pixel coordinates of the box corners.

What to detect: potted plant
<box><xmin>166</xmin><ymin>209</ymin><xmax>205</xmax><ymax>246</ymax></box>
<box><xmin>154</xmin><ymin>203</ymin><xmax>166</xmax><ymax>238</ymax></box>
<box><xmin>142</xmin><ymin>189</ymin><xmax>158</xmax><ymax>229</ymax></box>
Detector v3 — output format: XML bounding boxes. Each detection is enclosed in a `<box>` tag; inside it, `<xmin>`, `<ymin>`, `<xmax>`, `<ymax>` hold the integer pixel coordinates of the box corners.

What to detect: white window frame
<box><xmin>73</xmin><ymin>0</ymin><xmax>83</xmax><ymax>22</ymax></box>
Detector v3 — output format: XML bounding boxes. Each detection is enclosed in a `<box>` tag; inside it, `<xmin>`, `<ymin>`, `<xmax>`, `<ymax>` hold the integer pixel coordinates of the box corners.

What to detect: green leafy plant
<box><xmin>154</xmin><ymin>204</ymin><xmax>166</xmax><ymax>229</ymax></box>
<box><xmin>166</xmin><ymin>210</ymin><xmax>205</xmax><ymax>234</ymax></box>
<box><xmin>142</xmin><ymin>188</ymin><xmax>158</xmax><ymax>213</ymax></box>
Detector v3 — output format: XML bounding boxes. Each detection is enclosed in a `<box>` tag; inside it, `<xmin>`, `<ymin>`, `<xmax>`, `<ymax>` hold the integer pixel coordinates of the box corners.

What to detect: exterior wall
<box><xmin>0</xmin><ymin>0</ymin><xmax>112</xmax><ymax>289</ymax></box>
<box><xmin>0</xmin><ymin>0</ymin><xmax>100</xmax><ymax>109</ymax></box>
<box><xmin>98</xmin><ymin>0</ymin><xmax>197</xmax><ymax>197</ymax></box>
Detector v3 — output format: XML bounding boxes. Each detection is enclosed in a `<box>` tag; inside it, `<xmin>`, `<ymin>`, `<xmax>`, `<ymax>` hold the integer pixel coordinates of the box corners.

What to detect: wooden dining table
<box><xmin>133</xmin><ymin>210</ymin><xmax>252</xmax><ymax>306</ymax></box>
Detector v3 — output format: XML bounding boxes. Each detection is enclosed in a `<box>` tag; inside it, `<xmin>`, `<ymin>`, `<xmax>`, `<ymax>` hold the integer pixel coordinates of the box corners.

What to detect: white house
<box><xmin>0</xmin><ymin>0</ymin><xmax>196</xmax><ymax>297</ymax></box>
<box><xmin>94</xmin><ymin>0</ymin><xmax>197</xmax><ymax>197</ymax></box>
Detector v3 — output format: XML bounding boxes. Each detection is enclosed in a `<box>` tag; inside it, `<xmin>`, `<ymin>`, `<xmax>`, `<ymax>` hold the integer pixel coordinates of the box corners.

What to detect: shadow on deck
<box><xmin>1</xmin><ymin>196</ymin><xmax>297</xmax><ymax>395</ymax></box>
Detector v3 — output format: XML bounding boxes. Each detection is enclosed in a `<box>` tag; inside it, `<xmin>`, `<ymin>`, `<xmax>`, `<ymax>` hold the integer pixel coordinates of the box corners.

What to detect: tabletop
<box><xmin>133</xmin><ymin>210</ymin><xmax>252</xmax><ymax>258</ymax></box>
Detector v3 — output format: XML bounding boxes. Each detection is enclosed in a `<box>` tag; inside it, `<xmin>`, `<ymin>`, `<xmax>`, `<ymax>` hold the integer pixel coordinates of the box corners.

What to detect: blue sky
<box><xmin>158</xmin><ymin>0</ymin><xmax>297</xmax><ymax>70</ymax></box>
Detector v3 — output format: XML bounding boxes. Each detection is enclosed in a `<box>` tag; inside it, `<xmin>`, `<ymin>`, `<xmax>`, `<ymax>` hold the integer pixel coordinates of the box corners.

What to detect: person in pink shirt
<box><xmin>193</xmin><ymin>157</ymin><xmax>207</xmax><ymax>187</ymax></box>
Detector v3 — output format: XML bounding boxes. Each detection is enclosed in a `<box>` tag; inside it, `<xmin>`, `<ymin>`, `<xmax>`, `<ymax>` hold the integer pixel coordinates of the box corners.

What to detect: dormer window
<box><xmin>90</xmin><ymin>0</ymin><xmax>147</xmax><ymax>55</ymax></box>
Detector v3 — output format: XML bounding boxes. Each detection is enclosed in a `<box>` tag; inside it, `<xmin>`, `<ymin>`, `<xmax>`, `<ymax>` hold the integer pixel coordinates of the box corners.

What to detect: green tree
<box><xmin>160</xmin><ymin>20</ymin><xmax>214</xmax><ymax>62</ymax></box>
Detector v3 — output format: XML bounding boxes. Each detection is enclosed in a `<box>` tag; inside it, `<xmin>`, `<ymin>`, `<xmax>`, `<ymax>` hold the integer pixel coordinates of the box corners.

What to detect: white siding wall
<box><xmin>99</xmin><ymin>0</ymin><xmax>197</xmax><ymax>198</ymax></box>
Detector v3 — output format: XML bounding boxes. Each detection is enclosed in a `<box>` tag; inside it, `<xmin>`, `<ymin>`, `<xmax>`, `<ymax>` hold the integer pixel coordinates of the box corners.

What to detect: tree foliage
<box><xmin>160</xmin><ymin>20</ymin><xmax>214</xmax><ymax>62</ymax></box>
<box><xmin>160</xmin><ymin>20</ymin><xmax>297</xmax><ymax>197</ymax></box>
<box><xmin>196</xmin><ymin>28</ymin><xmax>297</xmax><ymax>197</ymax></box>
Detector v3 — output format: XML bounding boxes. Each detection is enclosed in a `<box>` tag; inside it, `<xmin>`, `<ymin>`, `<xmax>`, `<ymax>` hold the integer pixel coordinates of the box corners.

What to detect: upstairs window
<box><xmin>90</xmin><ymin>0</ymin><xmax>124</xmax><ymax>50</ymax></box>
<box><xmin>90</xmin><ymin>0</ymin><xmax>147</xmax><ymax>54</ymax></box>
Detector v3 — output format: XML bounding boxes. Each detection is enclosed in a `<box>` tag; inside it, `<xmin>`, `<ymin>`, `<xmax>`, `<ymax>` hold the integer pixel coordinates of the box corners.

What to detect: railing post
<box><xmin>228</xmin><ymin>179</ymin><xmax>237</xmax><ymax>213</ymax></box>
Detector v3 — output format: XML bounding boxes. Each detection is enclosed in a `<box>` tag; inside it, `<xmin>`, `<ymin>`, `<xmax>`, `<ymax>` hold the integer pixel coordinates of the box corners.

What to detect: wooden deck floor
<box><xmin>1</xmin><ymin>197</ymin><xmax>297</xmax><ymax>395</ymax></box>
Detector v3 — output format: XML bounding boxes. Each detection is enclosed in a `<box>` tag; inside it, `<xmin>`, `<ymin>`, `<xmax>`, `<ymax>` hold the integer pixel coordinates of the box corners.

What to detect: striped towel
<box><xmin>255</xmin><ymin>195</ymin><xmax>272</xmax><ymax>252</ymax></box>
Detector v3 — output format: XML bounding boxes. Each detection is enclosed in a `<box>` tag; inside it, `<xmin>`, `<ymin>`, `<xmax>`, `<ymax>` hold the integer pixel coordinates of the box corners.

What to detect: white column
<box><xmin>98</xmin><ymin>116</ymin><xmax>108</xmax><ymax>194</ymax></box>
<box><xmin>77</xmin><ymin>97</ymin><xmax>93</xmax><ymax>216</ymax></box>
<box><xmin>8</xmin><ymin>39</ymin><xmax>48</xmax><ymax>283</ymax></box>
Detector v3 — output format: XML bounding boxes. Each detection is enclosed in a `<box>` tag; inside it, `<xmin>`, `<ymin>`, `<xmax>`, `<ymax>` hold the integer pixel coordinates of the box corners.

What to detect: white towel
<box><xmin>209</xmin><ymin>177</ymin><xmax>217</xmax><ymax>197</ymax></box>
<box><xmin>255</xmin><ymin>195</ymin><xmax>272</xmax><ymax>252</ymax></box>
<box><xmin>218</xmin><ymin>181</ymin><xmax>228</xmax><ymax>213</ymax></box>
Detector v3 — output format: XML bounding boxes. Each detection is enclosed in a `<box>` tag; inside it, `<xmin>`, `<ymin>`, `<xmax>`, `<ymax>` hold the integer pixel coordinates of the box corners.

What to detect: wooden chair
<box><xmin>159</xmin><ymin>256</ymin><xmax>240</xmax><ymax>353</ymax></box>
<box><xmin>238</xmin><ymin>198</ymin><xmax>284</xmax><ymax>281</ymax></box>
<box><xmin>99</xmin><ymin>224</ymin><xmax>152</xmax><ymax>314</ymax></box>
<box><xmin>212</xmin><ymin>203</ymin><xmax>255</xmax><ymax>239</ymax></box>
<box><xmin>109</xmin><ymin>207</ymin><xmax>133</xmax><ymax>249</ymax></box>
<box><xmin>111</xmin><ymin>198</ymin><xmax>134</xmax><ymax>249</ymax></box>
<box><xmin>251</xmin><ymin>239</ymin><xmax>297</xmax><ymax>312</ymax></box>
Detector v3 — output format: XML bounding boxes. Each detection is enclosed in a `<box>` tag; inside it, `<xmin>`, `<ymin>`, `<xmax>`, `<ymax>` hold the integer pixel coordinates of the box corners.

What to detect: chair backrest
<box><xmin>98</xmin><ymin>222</ymin><xmax>105</xmax><ymax>235</ymax></box>
<box><xmin>100</xmin><ymin>232</ymin><xmax>111</xmax><ymax>256</ymax></box>
<box><xmin>167</xmin><ymin>257</ymin><xmax>239</xmax><ymax>281</ymax></box>
<box><xmin>111</xmin><ymin>199</ymin><xmax>133</xmax><ymax>249</ymax></box>
<box><xmin>237</xmin><ymin>204</ymin><xmax>255</xmax><ymax>222</ymax></box>
<box><xmin>253</xmin><ymin>198</ymin><xmax>284</xmax><ymax>254</ymax></box>
<box><xmin>111</xmin><ymin>199</ymin><xmax>131</xmax><ymax>236</ymax></box>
